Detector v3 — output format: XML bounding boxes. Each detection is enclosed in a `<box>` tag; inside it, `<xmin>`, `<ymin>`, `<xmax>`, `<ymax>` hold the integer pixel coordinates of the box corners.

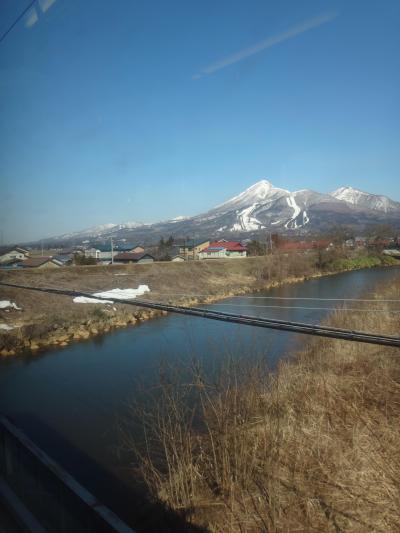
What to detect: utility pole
<box><xmin>41</xmin><ymin>241</ymin><xmax>43</xmax><ymax>257</ymax></box>
<box><xmin>111</xmin><ymin>237</ymin><xmax>114</xmax><ymax>264</ymax></box>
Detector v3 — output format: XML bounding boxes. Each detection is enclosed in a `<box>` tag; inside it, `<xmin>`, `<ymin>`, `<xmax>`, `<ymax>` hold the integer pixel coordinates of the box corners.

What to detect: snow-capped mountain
<box><xmin>191</xmin><ymin>180</ymin><xmax>352</xmax><ymax>233</ymax></box>
<box><xmin>37</xmin><ymin>180</ymin><xmax>400</xmax><ymax>245</ymax></box>
<box><xmin>330</xmin><ymin>186</ymin><xmax>400</xmax><ymax>213</ymax></box>
<box><xmin>55</xmin><ymin>221</ymin><xmax>144</xmax><ymax>240</ymax></box>
<box><xmin>56</xmin><ymin>223</ymin><xmax>118</xmax><ymax>240</ymax></box>
<box><xmin>212</xmin><ymin>180</ymin><xmax>289</xmax><ymax>212</ymax></box>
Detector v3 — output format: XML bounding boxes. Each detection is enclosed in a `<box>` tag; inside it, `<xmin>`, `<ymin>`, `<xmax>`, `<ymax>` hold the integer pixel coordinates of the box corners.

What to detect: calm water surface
<box><xmin>0</xmin><ymin>266</ymin><xmax>399</xmax><ymax>527</ymax></box>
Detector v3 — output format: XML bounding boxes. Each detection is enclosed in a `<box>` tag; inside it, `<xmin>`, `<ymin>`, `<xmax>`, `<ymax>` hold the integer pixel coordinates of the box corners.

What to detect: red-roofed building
<box><xmin>198</xmin><ymin>240</ymin><xmax>247</xmax><ymax>259</ymax></box>
<box><xmin>277</xmin><ymin>240</ymin><xmax>332</xmax><ymax>252</ymax></box>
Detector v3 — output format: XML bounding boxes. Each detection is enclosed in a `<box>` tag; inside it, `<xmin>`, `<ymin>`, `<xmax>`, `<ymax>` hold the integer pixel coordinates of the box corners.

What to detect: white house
<box><xmin>84</xmin><ymin>246</ymin><xmax>118</xmax><ymax>261</ymax></box>
<box><xmin>0</xmin><ymin>247</ymin><xmax>29</xmax><ymax>264</ymax></box>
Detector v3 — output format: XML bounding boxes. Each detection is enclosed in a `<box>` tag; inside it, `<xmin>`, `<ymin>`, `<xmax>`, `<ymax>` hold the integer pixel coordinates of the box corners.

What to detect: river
<box><xmin>0</xmin><ymin>266</ymin><xmax>399</xmax><ymax>530</ymax></box>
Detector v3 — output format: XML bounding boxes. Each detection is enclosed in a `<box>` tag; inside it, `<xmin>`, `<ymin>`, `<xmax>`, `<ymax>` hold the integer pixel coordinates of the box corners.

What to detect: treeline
<box><xmin>157</xmin><ymin>235</ymin><xmax>175</xmax><ymax>261</ymax></box>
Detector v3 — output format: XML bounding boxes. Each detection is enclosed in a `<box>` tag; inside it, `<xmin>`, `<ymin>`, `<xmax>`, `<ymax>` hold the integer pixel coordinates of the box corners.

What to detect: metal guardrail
<box><xmin>0</xmin><ymin>415</ymin><xmax>134</xmax><ymax>532</ymax></box>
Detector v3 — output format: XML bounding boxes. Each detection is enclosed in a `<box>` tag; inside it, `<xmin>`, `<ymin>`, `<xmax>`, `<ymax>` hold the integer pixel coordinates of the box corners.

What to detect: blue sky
<box><xmin>1</xmin><ymin>0</ymin><xmax>399</xmax><ymax>242</ymax></box>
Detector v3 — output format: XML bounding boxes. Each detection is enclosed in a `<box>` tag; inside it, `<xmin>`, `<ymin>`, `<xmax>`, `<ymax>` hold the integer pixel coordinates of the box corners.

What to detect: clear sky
<box><xmin>1</xmin><ymin>0</ymin><xmax>399</xmax><ymax>243</ymax></box>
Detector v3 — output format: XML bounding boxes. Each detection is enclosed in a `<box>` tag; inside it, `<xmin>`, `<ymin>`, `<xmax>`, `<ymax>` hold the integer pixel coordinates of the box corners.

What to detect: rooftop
<box><xmin>21</xmin><ymin>257</ymin><xmax>59</xmax><ymax>267</ymax></box>
<box><xmin>113</xmin><ymin>252</ymin><xmax>153</xmax><ymax>261</ymax></box>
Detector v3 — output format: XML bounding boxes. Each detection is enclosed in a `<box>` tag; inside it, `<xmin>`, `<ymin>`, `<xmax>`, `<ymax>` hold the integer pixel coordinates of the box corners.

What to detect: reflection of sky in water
<box><xmin>0</xmin><ymin>267</ymin><xmax>399</xmax><ymax>522</ymax></box>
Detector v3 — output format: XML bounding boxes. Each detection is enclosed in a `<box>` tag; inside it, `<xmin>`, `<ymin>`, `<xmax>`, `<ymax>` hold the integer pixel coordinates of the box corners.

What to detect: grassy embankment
<box><xmin>126</xmin><ymin>275</ymin><xmax>400</xmax><ymax>532</ymax></box>
<box><xmin>0</xmin><ymin>248</ymin><xmax>397</xmax><ymax>355</ymax></box>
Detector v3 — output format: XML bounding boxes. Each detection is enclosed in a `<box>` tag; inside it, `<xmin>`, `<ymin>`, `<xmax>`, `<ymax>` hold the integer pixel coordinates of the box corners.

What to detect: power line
<box><xmin>14</xmin><ymin>281</ymin><xmax>400</xmax><ymax>313</ymax></box>
<box><xmin>0</xmin><ymin>0</ymin><xmax>37</xmax><ymax>44</ymax></box>
<box><xmin>132</xmin><ymin>290</ymin><xmax>400</xmax><ymax>303</ymax></box>
<box><xmin>1</xmin><ymin>281</ymin><xmax>399</xmax><ymax>348</ymax></box>
<box><xmin>208</xmin><ymin>303</ymin><xmax>400</xmax><ymax>313</ymax></box>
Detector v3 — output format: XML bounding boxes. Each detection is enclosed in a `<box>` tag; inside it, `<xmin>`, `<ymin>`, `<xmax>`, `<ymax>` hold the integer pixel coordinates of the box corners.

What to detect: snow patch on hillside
<box><xmin>0</xmin><ymin>323</ymin><xmax>14</xmax><ymax>330</ymax></box>
<box><xmin>231</xmin><ymin>223</ymin><xmax>242</xmax><ymax>232</ymax></box>
<box><xmin>284</xmin><ymin>196</ymin><xmax>301</xmax><ymax>229</ymax></box>
<box><xmin>73</xmin><ymin>285</ymin><xmax>150</xmax><ymax>304</ymax></box>
<box><xmin>237</xmin><ymin>204</ymin><xmax>263</xmax><ymax>231</ymax></box>
<box><xmin>169</xmin><ymin>216</ymin><xmax>189</xmax><ymax>223</ymax></box>
<box><xmin>284</xmin><ymin>197</ymin><xmax>310</xmax><ymax>229</ymax></box>
<box><xmin>0</xmin><ymin>300</ymin><xmax>21</xmax><ymax>310</ymax></box>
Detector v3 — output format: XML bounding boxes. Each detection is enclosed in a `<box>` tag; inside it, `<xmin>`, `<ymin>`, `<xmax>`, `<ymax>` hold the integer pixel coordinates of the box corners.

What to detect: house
<box><xmin>198</xmin><ymin>240</ymin><xmax>247</xmax><ymax>259</ymax></box>
<box><xmin>84</xmin><ymin>245</ymin><xmax>118</xmax><ymax>261</ymax></box>
<box><xmin>178</xmin><ymin>239</ymin><xmax>210</xmax><ymax>259</ymax></box>
<box><xmin>113</xmin><ymin>252</ymin><xmax>155</xmax><ymax>264</ymax></box>
<box><xmin>170</xmin><ymin>254</ymin><xmax>186</xmax><ymax>262</ymax></box>
<box><xmin>0</xmin><ymin>259</ymin><xmax>24</xmax><ymax>269</ymax></box>
<box><xmin>115</xmin><ymin>244</ymin><xmax>145</xmax><ymax>254</ymax></box>
<box><xmin>354</xmin><ymin>236</ymin><xmax>367</xmax><ymax>248</ymax></box>
<box><xmin>20</xmin><ymin>257</ymin><xmax>62</xmax><ymax>269</ymax></box>
<box><xmin>368</xmin><ymin>238</ymin><xmax>392</xmax><ymax>249</ymax></box>
<box><xmin>0</xmin><ymin>247</ymin><xmax>29</xmax><ymax>264</ymax></box>
<box><xmin>53</xmin><ymin>254</ymin><xmax>74</xmax><ymax>266</ymax></box>
<box><xmin>84</xmin><ymin>247</ymin><xmax>101</xmax><ymax>259</ymax></box>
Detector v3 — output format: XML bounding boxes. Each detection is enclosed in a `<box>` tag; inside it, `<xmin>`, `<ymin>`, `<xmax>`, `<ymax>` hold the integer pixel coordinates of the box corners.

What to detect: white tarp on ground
<box><xmin>73</xmin><ymin>296</ymin><xmax>114</xmax><ymax>304</ymax></box>
<box><xmin>0</xmin><ymin>300</ymin><xmax>21</xmax><ymax>310</ymax></box>
<box><xmin>0</xmin><ymin>323</ymin><xmax>14</xmax><ymax>331</ymax></box>
<box><xmin>73</xmin><ymin>285</ymin><xmax>150</xmax><ymax>304</ymax></box>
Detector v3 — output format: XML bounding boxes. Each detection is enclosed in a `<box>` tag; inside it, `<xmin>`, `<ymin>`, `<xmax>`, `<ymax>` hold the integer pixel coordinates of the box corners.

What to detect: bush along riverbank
<box><xmin>126</xmin><ymin>275</ymin><xmax>400</xmax><ymax>532</ymax></box>
<box><xmin>0</xmin><ymin>249</ymin><xmax>397</xmax><ymax>356</ymax></box>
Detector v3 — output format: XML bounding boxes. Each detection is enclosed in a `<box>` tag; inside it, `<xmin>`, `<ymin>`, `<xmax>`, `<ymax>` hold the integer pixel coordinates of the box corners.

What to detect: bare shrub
<box><xmin>126</xmin><ymin>279</ymin><xmax>400</xmax><ymax>531</ymax></box>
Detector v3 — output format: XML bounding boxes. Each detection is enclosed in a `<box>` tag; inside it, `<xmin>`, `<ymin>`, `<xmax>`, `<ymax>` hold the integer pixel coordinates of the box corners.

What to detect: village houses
<box><xmin>84</xmin><ymin>244</ymin><xmax>145</xmax><ymax>262</ymax></box>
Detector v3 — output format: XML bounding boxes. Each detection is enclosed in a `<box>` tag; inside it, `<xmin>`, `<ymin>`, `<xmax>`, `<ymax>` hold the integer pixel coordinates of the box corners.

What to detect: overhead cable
<box><xmin>0</xmin><ymin>0</ymin><xmax>37</xmax><ymax>43</ymax></box>
<box><xmin>1</xmin><ymin>281</ymin><xmax>399</xmax><ymax>348</ymax></box>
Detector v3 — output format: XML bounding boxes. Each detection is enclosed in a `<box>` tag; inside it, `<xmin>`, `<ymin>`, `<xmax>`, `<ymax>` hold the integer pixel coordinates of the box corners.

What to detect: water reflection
<box><xmin>0</xmin><ymin>266</ymin><xmax>399</xmax><ymax>527</ymax></box>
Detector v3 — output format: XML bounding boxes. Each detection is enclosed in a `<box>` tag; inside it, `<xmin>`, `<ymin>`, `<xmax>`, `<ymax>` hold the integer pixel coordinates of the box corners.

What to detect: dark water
<box><xmin>0</xmin><ymin>266</ymin><xmax>399</xmax><ymax>529</ymax></box>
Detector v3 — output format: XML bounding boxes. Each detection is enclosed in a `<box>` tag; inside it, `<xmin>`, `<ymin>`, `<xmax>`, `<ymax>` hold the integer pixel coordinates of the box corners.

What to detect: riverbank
<box><xmin>128</xmin><ymin>275</ymin><xmax>400</xmax><ymax>532</ymax></box>
<box><xmin>0</xmin><ymin>249</ymin><xmax>397</xmax><ymax>356</ymax></box>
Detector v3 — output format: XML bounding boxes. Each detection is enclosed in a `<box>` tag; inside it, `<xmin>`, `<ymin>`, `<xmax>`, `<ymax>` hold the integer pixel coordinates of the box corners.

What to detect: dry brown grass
<box><xmin>0</xmin><ymin>249</ymin><xmax>396</xmax><ymax>353</ymax></box>
<box><xmin>126</xmin><ymin>278</ymin><xmax>400</xmax><ymax>532</ymax></box>
<box><xmin>0</xmin><ymin>249</ymin><xmax>387</xmax><ymax>322</ymax></box>
<box><xmin>0</xmin><ymin>253</ymin><xmax>323</xmax><ymax>350</ymax></box>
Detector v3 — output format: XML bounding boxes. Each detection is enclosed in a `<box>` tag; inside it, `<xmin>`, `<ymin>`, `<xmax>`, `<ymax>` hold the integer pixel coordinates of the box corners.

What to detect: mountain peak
<box><xmin>213</xmin><ymin>179</ymin><xmax>289</xmax><ymax>211</ymax></box>
<box><xmin>330</xmin><ymin>186</ymin><xmax>399</xmax><ymax>213</ymax></box>
<box><xmin>331</xmin><ymin>185</ymin><xmax>361</xmax><ymax>196</ymax></box>
<box><xmin>39</xmin><ymin>179</ymin><xmax>399</xmax><ymax>246</ymax></box>
<box><xmin>244</xmin><ymin>179</ymin><xmax>273</xmax><ymax>199</ymax></box>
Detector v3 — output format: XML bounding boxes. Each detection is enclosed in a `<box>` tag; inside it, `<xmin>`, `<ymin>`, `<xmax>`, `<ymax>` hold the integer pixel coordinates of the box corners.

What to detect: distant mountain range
<box><xmin>38</xmin><ymin>180</ymin><xmax>400</xmax><ymax>246</ymax></box>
